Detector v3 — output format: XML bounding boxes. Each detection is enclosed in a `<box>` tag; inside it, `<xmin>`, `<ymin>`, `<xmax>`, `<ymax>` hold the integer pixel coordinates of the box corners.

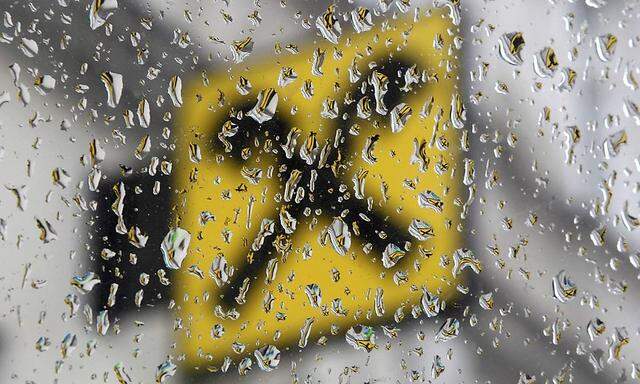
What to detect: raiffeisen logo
<box><xmin>172</xmin><ymin>9</ymin><xmax>467</xmax><ymax>374</ymax></box>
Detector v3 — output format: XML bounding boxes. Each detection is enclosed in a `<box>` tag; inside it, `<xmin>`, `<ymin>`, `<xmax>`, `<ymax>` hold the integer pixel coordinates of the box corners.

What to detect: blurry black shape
<box><xmin>90</xmin><ymin>171</ymin><xmax>171</xmax><ymax>316</ymax></box>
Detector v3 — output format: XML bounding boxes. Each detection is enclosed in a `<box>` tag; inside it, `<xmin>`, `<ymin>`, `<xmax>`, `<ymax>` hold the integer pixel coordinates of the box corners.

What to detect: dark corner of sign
<box><xmin>87</xmin><ymin>171</ymin><xmax>173</xmax><ymax>318</ymax></box>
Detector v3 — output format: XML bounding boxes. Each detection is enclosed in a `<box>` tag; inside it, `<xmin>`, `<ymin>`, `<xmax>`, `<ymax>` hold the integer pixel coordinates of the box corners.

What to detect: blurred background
<box><xmin>1</xmin><ymin>0</ymin><xmax>639</xmax><ymax>383</ymax></box>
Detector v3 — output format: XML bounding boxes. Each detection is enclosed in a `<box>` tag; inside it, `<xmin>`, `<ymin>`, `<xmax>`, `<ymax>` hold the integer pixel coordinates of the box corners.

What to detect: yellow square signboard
<box><xmin>174</xmin><ymin>8</ymin><xmax>464</xmax><ymax>373</ymax></box>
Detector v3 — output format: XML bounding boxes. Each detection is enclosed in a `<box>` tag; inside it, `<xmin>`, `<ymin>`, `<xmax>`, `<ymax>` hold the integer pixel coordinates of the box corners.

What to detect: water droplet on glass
<box><xmin>253</xmin><ymin>345</ymin><xmax>281</xmax><ymax>372</ymax></box>
<box><xmin>247</xmin><ymin>88</ymin><xmax>278</xmax><ymax>123</ymax></box>
<box><xmin>89</xmin><ymin>0</ymin><xmax>118</xmax><ymax>30</ymax></box>
<box><xmin>161</xmin><ymin>227</ymin><xmax>192</xmax><ymax>270</ymax></box>
<box><xmin>497</xmin><ymin>32</ymin><xmax>525</xmax><ymax>66</ymax></box>
<box><xmin>100</xmin><ymin>72</ymin><xmax>123</xmax><ymax>108</ymax></box>
<box><xmin>552</xmin><ymin>270</ymin><xmax>577</xmax><ymax>303</ymax></box>
<box><xmin>316</xmin><ymin>5</ymin><xmax>342</xmax><ymax>44</ymax></box>
<box><xmin>345</xmin><ymin>324</ymin><xmax>376</xmax><ymax>352</ymax></box>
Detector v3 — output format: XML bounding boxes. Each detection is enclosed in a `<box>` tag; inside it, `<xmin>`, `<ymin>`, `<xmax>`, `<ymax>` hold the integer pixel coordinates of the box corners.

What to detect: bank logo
<box><xmin>174</xmin><ymin>12</ymin><xmax>462</xmax><ymax>371</ymax></box>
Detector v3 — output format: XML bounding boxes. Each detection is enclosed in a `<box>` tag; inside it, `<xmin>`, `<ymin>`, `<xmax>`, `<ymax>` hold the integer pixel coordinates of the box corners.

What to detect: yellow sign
<box><xmin>175</xmin><ymin>10</ymin><xmax>462</xmax><ymax>371</ymax></box>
